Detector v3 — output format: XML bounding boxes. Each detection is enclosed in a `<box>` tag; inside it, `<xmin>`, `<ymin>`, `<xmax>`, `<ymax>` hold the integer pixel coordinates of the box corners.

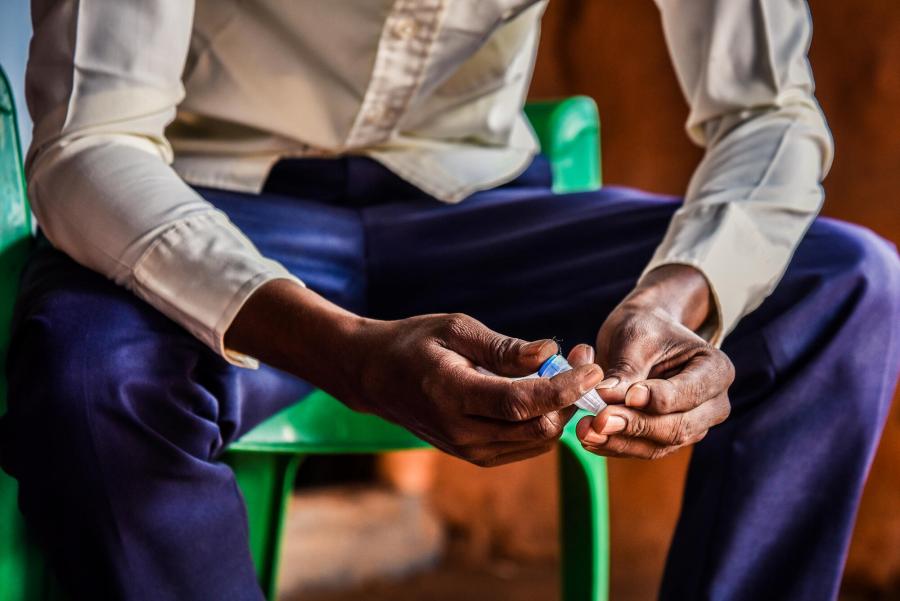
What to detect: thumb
<box><xmin>596</xmin><ymin>344</ymin><xmax>653</xmax><ymax>404</ymax></box>
<box><xmin>443</xmin><ymin>314</ymin><xmax>557</xmax><ymax>377</ymax></box>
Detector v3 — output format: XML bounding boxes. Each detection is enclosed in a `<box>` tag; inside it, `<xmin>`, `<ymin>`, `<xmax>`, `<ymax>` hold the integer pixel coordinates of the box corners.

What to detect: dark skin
<box><xmin>226</xmin><ymin>264</ymin><xmax>734</xmax><ymax>465</ymax></box>
<box><xmin>576</xmin><ymin>265</ymin><xmax>734</xmax><ymax>460</ymax></box>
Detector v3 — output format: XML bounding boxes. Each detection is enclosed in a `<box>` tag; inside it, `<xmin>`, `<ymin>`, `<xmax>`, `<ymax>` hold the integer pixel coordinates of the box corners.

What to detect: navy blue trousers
<box><xmin>1</xmin><ymin>157</ymin><xmax>899</xmax><ymax>600</ymax></box>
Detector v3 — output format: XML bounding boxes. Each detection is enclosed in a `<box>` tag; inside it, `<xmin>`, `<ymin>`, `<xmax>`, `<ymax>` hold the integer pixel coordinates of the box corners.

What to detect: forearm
<box><xmin>653</xmin><ymin>0</ymin><xmax>831</xmax><ymax>343</ymax></box>
<box><xmin>224</xmin><ymin>279</ymin><xmax>370</xmax><ymax>400</ymax></box>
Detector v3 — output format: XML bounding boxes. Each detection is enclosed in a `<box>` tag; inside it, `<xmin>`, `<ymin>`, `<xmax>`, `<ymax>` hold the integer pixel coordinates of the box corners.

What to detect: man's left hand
<box><xmin>576</xmin><ymin>265</ymin><xmax>735</xmax><ymax>460</ymax></box>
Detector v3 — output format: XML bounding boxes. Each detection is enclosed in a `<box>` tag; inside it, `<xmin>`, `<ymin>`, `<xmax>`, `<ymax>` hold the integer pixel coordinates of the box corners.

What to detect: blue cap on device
<box><xmin>537</xmin><ymin>354</ymin><xmax>606</xmax><ymax>414</ymax></box>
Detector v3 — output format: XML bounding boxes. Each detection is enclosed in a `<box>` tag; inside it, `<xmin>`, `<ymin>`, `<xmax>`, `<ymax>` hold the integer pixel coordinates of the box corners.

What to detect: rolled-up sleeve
<box><xmin>644</xmin><ymin>0</ymin><xmax>834</xmax><ymax>344</ymax></box>
<box><xmin>26</xmin><ymin>0</ymin><xmax>303</xmax><ymax>367</ymax></box>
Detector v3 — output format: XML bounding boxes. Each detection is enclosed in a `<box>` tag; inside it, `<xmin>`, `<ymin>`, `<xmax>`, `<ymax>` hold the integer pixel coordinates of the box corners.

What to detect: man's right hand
<box><xmin>226</xmin><ymin>280</ymin><xmax>604</xmax><ymax>467</ymax></box>
<box><xmin>346</xmin><ymin>313</ymin><xmax>604</xmax><ymax>466</ymax></box>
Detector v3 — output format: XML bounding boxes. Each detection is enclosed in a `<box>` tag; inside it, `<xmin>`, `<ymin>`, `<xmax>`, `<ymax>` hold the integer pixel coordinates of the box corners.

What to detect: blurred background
<box><xmin>1</xmin><ymin>0</ymin><xmax>898</xmax><ymax>599</ymax></box>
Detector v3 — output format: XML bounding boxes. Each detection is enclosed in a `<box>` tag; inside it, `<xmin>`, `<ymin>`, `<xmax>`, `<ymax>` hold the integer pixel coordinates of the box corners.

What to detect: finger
<box><xmin>595</xmin><ymin>339</ymin><xmax>655</xmax><ymax>405</ymax></box>
<box><xmin>566</xmin><ymin>343</ymin><xmax>598</xmax><ymax>369</ymax></box>
<box><xmin>459</xmin><ymin>363</ymin><xmax>604</xmax><ymax>421</ymax></box>
<box><xmin>580</xmin><ymin>434</ymin><xmax>675</xmax><ymax>460</ymax></box>
<box><xmin>576</xmin><ymin>415</ymin><xmax>664</xmax><ymax>458</ymax></box>
<box><xmin>625</xmin><ymin>349</ymin><xmax>735</xmax><ymax>414</ymax></box>
<box><xmin>440</xmin><ymin>313</ymin><xmax>557</xmax><ymax>377</ymax></box>
<box><xmin>579</xmin><ymin>394</ymin><xmax>730</xmax><ymax>447</ymax></box>
<box><xmin>449</xmin><ymin>406</ymin><xmax>578</xmax><ymax>447</ymax></box>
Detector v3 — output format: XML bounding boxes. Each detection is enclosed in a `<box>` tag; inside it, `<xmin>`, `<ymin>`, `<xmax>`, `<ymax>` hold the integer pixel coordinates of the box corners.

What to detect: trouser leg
<box><xmin>361</xmin><ymin>167</ymin><xmax>900</xmax><ymax>600</ymax></box>
<box><xmin>0</xmin><ymin>177</ymin><xmax>367</xmax><ymax>600</ymax></box>
<box><xmin>659</xmin><ymin>219</ymin><xmax>900</xmax><ymax>601</ymax></box>
<box><xmin>1</xmin><ymin>245</ymin><xmax>274</xmax><ymax>599</ymax></box>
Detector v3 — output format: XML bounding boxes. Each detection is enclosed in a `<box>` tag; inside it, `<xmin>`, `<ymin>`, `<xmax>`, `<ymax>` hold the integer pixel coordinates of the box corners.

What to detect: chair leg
<box><xmin>227</xmin><ymin>452</ymin><xmax>303</xmax><ymax>601</ymax></box>
<box><xmin>558</xmin><ymin>420</ymin><xmax>610</xmax><ymax>601</ymax></box>
<box><xmin>0</xmin><ymin>470</ymin><xmax>71</xmax><ymax>601</ymax></box>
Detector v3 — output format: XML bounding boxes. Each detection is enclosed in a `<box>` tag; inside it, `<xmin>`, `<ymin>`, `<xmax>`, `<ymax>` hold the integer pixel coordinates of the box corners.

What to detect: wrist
<box><xmin>625</xmin><ymin>264</ymin><xmax>713</xmax><ymax>331</ymax></box>
<box><xmin>225</xmin><ymin>279</ymin><xmax>373</xmax><ymax>395</ymax></box>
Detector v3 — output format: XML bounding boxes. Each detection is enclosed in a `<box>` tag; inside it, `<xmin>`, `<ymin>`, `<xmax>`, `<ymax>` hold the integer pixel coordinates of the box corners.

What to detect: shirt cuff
<box><xmin>130</xmin><ymin>210</ymin><xmax>305</xmax><ymax>368</ymax></box>
<box><xmin>638</xmin><ymin>197</ymin><xmax>799</xmax><ymax>348</ymax></box>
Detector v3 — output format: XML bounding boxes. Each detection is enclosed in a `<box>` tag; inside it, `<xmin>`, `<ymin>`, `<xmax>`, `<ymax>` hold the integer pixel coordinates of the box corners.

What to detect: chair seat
<box><xmin>229</xmin><ymin>389</ymin><xmax>429</xmax><ymax>454</ymax></box>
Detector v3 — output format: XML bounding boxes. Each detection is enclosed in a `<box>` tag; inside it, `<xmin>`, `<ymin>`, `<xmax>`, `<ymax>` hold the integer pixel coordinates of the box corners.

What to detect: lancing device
<box><xmin>477</xmin><ymin>354</ymin><xmax>607</xmax><ymax>415</ymax></box>
<box><xmin>537</xmin><ymin>354</ymin><xmax>606</xmax><ymax>414</ymax></box>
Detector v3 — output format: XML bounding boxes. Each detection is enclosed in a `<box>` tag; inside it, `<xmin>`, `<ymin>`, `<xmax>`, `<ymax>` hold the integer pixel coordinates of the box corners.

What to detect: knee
<box><xmin>811</xmin><ymin>220</ymin><xmax>900</xmax><ymax>317</ymax></box>
<box><xmin>8</xmin><ymin>290</ymin><xmax>131</xmax><ymax>419</ymax></box>
<box><xmin>2</xmin><ymin>289</ymin><xmax>218</xmax><ymax>475</ymax></box>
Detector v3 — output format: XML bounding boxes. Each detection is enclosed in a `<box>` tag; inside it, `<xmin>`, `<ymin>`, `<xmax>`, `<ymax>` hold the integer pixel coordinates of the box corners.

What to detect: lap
<box><xmin>364</xmin><ymin>179</ymin><xmax>898</xmax><ymax>414</ymax></box>
<box><xmin>8</xmin><ymin>155</ymin><xmax>895</xmax><ymax>450</ymax></box>
<box><xmin>4</xmin><ymin>236</ymin><xmax>312</xmax><ymax>452</ymax></box>
<box><xmin>365</xmin><ymin>184</ymin><xmax>681</xmax><ymax>345</ymax></box>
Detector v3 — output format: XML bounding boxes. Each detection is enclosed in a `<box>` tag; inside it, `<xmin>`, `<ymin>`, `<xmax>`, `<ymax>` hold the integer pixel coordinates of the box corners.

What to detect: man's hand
<box><xmin>347</xmin><ymin>314</ymin><xmax>604</xmax><ymax>466</ymax></box>
<box><xmin>576</xmin><ymin>265</ymin><xmax>735</xmax><ymax>460</ymax></box>
<box><xmin>226</xmin><ymin>280</ymin><xmax>604</xmax><ymax>467</ymax></box>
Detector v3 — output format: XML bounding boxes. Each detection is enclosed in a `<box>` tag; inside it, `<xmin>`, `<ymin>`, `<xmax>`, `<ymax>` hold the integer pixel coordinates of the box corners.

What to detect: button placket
<box><xmin>346</xmin><ymin>0</ymin><xmax>445</xmax><ymax>148</ymax></box>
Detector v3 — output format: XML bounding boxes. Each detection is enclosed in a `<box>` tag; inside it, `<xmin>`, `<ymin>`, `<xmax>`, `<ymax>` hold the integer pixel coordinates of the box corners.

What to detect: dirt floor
<box><xmin>288</xmin><ymin>559</ymin><xmax>559</xmax><ymax>601</ymax></box>
<box><xmin>287</xmin><ymin>559</ymin><xmax>897</xmax><ymax>601</ymax></box>
<box><xmin>276</xmin><ymin>484</ymin><xmax>900</xmax><ymax>601</ymax></box>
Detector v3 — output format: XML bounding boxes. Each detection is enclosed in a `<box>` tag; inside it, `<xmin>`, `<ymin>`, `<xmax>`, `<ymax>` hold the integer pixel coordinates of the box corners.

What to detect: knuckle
<box><xmin>619</xmin><ymin>318</ymin><xmax>645</xmax><ymax>345</ymax></box>
<box><xmin>629</xmin><ymin>415</ymin><xmax>651</xmax><ymax>438</ymax></box>
<box><xmin>553</xmin><ymin>379</ymin><xmax>579</xmax><ymax>407</ymax></box>
<box><xmin>668</xmin><ymin>414</ymin><xmax>690</xmax><ymax>446</ymax></box>
<box><xmin>712</xmin><ymin>395</ymin><xmax>732</xmax><ymax>426</ymax></box>
<box><xmin>490</xmin><ymin>335</ymin><xmax>518</xmax><ymax>366</ymax></box>
<box><xmin>722</xmin><ymin>355</ymin><xmax>736</xmax><ymax>384</ymax></box>
<box><xmin>721</xmin><ymin>398</ymin><xmax>733</xmax><ymax>421</ymax></box>
<box><xmin>581</xmin><ymin>441</ymin><xmax>604</xmax><ymax>455</ymax></box>
<box><xmin>443</xmin><ymin>313</ymin><xmax>473</xmax><ymax>339</ymax></box>
<box><xmin>648</xmin><ymin>446</ymin><xmax>671</xmax><ymax>461</ymax></box>
<box><xmin>501</xmin><ymin>389</ymin><xmax>528</xmax><ymax>421</ymax></box>
<box><xmin>535</xmin><ymin>414</ymin><xmax>564</xmax><ymax>441</ymax></box>
<box><xmin>685</xmin><ymin>378</ymin><xmax>706</xmax><ymax>406</ymax></box>
<box><xmin>688</xmin><ymin>429</ymin><xmax>709</xmax><ymax>446</ymax></box>
<box><xmin>711</xmin><ymin>348</ymin><xmax>736</xmax><ymax>383</ymax></box>
<box><xmin>653</xmin><ymin>385</ymin><xmax>675</xmax><ymax>413</ymax></box>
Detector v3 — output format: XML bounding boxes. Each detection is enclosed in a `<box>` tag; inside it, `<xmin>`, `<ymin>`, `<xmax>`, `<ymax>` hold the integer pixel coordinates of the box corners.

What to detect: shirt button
<box><xmin>364</xmin><ymin>103</ymin><xmax>390</xmax><ymax>125</ymax></box>
<box><xmin>391</xmin><ymin>17</ymin><xmax>418</xmax><ymax>41</ymax></box>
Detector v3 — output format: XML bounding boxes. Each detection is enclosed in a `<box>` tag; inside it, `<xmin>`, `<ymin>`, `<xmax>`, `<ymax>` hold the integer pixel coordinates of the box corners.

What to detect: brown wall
<box><xmin>431</xmin><ymin>0</ymin><xmax>900</xmax><ymax>597</ymax></box>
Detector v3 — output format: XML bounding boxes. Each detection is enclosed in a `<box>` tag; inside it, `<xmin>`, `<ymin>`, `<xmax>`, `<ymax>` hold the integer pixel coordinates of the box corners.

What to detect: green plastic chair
<box><xmin>0</xmin><ymin>64</ymin><xmax>608</xmax><ymax>601</ymax></box>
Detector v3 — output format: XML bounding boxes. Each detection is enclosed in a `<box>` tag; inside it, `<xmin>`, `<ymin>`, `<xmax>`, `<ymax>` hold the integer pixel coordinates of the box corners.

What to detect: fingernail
<box><xmin>522</xmin><ymin>339</ymin><xmax>553</xmax><ymax>357</ymax></box>
<box><xmin>625</xmin><ymin>384</ymin><xmax>650</xmax><ymax>408</ymax></box>
<box><xmin>597</xmin><ymin>377</ymin><xmax>620</xmax><ymax>390</ymax></box>
<box><xmin>584</xmin><ymin>432</ymin><xmax>608</xmax><ymax>445</ymax></box>
<box><xmin>586</xmin><ymin>345</ymin><xmax>595</xmax><ymax>364</ymax></box>
<box><xmin>601</xmin><ymin>415</ymin><xmax>627</xmax><ymax>435</ymax></box>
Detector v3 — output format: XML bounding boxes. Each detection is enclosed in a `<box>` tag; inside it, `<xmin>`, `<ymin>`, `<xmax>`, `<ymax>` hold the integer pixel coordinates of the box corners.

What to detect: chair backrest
<box><xmin>0</xmin><ymin>66</ymin><xmax>31</xmax><ymax>362</ymax></box>
<box><xmin>0</xmin><ymin>66</ymin><xmax>50</xmax><ymax>601</ymax></box>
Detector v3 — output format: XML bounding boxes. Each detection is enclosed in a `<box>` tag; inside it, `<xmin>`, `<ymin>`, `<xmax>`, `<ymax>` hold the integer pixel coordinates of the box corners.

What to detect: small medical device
<box><xmin>477</xmin><ymin>353</ymin><xmax>606</xmax><ymax>415</ymax></box>
<box><xmin>536</xmin><ymin>354</ymin><xmax>606</xmax><ymax>414</ymax></box>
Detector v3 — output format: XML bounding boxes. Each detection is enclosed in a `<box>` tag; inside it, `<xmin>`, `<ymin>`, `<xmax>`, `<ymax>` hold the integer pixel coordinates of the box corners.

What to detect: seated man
<box><xmin>2</xmin><ymin>0</ymin><xmax>898</xmax><ymax>599</ymax></box>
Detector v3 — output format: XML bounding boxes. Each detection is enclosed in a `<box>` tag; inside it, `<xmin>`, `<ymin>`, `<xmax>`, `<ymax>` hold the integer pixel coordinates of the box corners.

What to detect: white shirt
<box><xmin>25</xmin><ymin>0</ymin><xmax>832</xmax><ymax>367</ymax></box>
